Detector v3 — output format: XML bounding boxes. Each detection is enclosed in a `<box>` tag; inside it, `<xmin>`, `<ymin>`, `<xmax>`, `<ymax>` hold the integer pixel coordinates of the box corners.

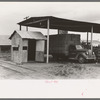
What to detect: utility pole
<box><xmin>24</xmin><ymin>16</ymin><xmax>29</xmax><ymax>31</ymax></box>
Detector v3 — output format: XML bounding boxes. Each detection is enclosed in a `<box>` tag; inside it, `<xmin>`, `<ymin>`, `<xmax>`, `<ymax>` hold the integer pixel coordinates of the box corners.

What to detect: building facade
<box><xmin>9</xmin><ymin>30</ymin><xmax>46</xmax><ymax>63</ymax></box>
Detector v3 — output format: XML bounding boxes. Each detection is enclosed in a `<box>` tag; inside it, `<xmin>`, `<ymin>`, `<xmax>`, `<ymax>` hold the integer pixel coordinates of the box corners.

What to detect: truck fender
<box><xmin>76</xmin><ymin>53</ymin><xmax>86</xmax><ymax>60</ymax></box>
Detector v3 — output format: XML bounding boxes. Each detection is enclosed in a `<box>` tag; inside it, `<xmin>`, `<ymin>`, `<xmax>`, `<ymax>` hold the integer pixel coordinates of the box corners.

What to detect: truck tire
<box><xmin>78</xmin><ymin>55</ymin><xmax>86</xmax><ymax>64</ymax></box>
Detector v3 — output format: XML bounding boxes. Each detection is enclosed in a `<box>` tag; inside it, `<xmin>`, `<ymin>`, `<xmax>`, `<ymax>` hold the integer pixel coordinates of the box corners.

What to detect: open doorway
<box><xmin>28</xmin><ymin>39</ymin><xmax>36</xmax><ymax>61</ymax></box>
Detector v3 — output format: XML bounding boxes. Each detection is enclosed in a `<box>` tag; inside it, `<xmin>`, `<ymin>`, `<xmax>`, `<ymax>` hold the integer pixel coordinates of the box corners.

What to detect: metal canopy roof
<box><xmin>18</xmin><ymin>16</ymin><xmax>100</xmax><ymax>33</ymax></box>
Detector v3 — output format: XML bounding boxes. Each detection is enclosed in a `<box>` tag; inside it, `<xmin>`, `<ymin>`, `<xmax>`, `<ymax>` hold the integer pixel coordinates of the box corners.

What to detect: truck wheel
<box><xmin>78</xmin><ymin>56</ymin><xmax>85</xmax><ymax>64</ymax></box>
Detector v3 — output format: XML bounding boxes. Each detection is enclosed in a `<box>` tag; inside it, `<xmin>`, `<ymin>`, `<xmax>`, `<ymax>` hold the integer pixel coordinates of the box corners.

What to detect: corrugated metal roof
<box><xmin>9</xmin><ymin>30</ymin><xmax>46</xmax><ymax>40</ymax></box>
<box><xmin>0</xmin><ymin>35</ymin><xmax>11</xmax><ymax>45</ymax></box>
<box><xmin>18</xmin><ymin>16</ymin><xmax>100</xmax><ymax>33</ymax></box>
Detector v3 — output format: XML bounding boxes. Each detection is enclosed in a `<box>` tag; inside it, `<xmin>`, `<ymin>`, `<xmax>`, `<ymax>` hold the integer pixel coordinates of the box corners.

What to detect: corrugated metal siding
<box><xmin>10</xmin><ymin>30</ymin><xmax>46</xmax><ymax>40</ymax></box>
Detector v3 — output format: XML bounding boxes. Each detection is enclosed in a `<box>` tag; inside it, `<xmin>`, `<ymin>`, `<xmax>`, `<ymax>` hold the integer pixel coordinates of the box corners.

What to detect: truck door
<box><xmin>69</xmin><ymin>45</ymin><xmax>77</xmax><ymax>58</ymax></box>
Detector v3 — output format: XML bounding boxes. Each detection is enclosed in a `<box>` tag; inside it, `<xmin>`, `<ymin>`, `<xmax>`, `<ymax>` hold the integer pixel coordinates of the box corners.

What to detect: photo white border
<box><xmin>0</xmin><ymin>1</ymin><xmax>100</xmax><ymax>98</ymax></box>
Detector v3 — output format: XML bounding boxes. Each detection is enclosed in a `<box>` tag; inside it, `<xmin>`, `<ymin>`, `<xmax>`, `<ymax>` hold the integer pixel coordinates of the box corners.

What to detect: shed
<box><xmin>18</xmin><ymin>16</ymin><xmax>100</xmax><ymax>63</ymax></box>
<box><xmin>9</xmin><ymin>30</ymin><xmax>46</xmax><ymax>63</ymax></box>
<box><xmin>0</xmin><ymin>35</ymin><xmax>11</xmax><ymax>60</ymax></box>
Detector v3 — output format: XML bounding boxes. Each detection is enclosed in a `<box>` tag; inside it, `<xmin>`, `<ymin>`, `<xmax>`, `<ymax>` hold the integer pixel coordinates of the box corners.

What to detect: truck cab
<box><xmin>68</xmin><ymin>44</ymin><xmax>96</xmax><ymax>63</ymax></box>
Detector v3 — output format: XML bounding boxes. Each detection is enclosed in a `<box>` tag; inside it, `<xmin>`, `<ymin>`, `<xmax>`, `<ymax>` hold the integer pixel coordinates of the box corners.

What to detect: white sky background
<box><xmin>1</xmin><ymin>2</ymin><xmax>100</xmax><ymax>40</ymax></box>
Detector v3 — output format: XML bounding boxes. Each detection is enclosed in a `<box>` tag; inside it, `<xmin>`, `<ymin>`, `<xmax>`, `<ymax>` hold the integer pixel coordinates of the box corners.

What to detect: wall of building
<box><xmin>11</xmin><ymin>32</ymin><xmax>22</xmax><ymax>63</ymax></box>
<box><xmin>35</xmin><ymin>40</ymin><xmax>45</xmax><ymax>62</ymax></box>
<box><xmin>22</xmin><ymin>39</ymin><xmax>28</xmax><ymax>62</ymax></box>
<box><xmin>36</xmin><ymin>40</ymin><xmax>44</xmax><ymax>51</ymax></box>
<box><xmin>0</xmin><ymin>45</ymin><xmax>11</xmax><ymax>61</ymax></box>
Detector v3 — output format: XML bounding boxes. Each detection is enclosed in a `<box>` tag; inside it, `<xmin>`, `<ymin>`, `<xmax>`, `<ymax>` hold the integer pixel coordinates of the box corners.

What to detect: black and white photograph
<box><xmin>1</xmin><ymin>2</ymin><xmax>100</xmax><ymax>98</ymax></box>
<box><xmin>0</xmin><ymin>2</ymin><xmax>100</xmax><ymax>79</ymax></box>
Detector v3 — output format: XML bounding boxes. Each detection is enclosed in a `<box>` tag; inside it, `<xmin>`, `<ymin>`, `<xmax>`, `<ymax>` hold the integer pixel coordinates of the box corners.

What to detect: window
<box><xmin>23</xmin><ymin>46</ymin><xmax>27</xmax><ymax>50</ymax></box>
<box><xmin>13</xmin><ymin>47</ymin><xmax>18</xmax><ymax>51</ymax></box>
<box><xmin>1</xmin><ymin>46</ymin><xmax>11</xmax><ymax>53</ymax></box>
<box><xmin>76</xmin><ymin>45</ymin><xmax>83</xmax><ymax>50</ymax></box>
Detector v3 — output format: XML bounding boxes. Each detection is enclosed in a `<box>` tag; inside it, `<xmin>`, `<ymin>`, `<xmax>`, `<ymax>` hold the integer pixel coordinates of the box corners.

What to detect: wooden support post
<box><xmin>24</xmin><ymin>16</ymin><xmax>29</xmax><ymax>31</ymax></box>
<box><xmin>87</xmin><ymin>32</ymin><xmax>89</xmax><ymax>48</ymax></box>
<box><xmin>19</xmin><ymin>25</ymin><xmax>21</xmax><ymax>31</ymax></box>
<box><xmin>26</xmin><ymin>26</ymin><xmax>28</xmax><ymax>31</ymax></box>
<box><xmin>0</xmin><ymin>47</ymin><xmax>1</xmax><ymax>53</ymax></box>
<box><xmin>91</xmin><ymin>26</ymin><xmax>93</xmax><ymax>54</ymax></box>
<box><xmin>58</xmin><ymin>29</ymin><xmax>59</xmax><ymax>35</ymax></box>
<box><xmin>46</xmin><ymin>19</ymin><xmax>50</xmax><ymax>63</ymax></box>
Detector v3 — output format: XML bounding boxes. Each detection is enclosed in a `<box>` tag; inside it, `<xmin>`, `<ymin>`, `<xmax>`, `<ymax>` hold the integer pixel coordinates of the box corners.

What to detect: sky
<box><xmin>1</xmin><ymin>2</ymin><xmax>100</xmax><ymax>40</ymax></box>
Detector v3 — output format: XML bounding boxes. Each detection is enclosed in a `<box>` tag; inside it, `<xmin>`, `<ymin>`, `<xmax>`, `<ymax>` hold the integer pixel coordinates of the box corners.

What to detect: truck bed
<box><xmin>49</xmin><ymin>34</ymin><xmax>80</xmax><ymax>56</ymax></box>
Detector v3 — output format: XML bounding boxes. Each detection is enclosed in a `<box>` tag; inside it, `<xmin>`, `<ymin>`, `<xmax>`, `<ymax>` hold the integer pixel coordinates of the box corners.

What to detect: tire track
<box><xmin>0</xmin><ymin>64</ymin><xmax>23</xmax><ymax>75</ymax></box>
<box><xmin>0</xmin><ymin>61</ymin><xmax>39</xmax><ymax>79</ymax></box>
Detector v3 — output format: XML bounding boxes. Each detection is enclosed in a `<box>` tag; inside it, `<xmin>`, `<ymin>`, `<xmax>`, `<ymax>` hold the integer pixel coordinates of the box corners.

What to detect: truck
<box><xmin>49</xmin><ymin>34</ymin><xmax>96</xmax><ymax>63</ymax></box>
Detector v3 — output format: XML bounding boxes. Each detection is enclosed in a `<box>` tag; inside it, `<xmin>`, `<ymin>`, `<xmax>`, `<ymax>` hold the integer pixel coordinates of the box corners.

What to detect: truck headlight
<box><xmin>85</xmin><ymin>52</ymin><xmax>89</xmax><ymax>55</ymax></box>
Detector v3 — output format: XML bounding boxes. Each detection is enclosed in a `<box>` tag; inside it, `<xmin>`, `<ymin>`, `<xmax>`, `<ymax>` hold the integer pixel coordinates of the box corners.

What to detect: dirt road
<box><xmin>0</xmin><ymin>60</ymin><xmax>100</xmax><ymax>79</ymax></box>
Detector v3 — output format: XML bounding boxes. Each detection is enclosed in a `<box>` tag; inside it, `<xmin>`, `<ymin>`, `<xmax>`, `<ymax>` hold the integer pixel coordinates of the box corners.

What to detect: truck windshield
<box><xmin>76</xmin><ymin>45</ymin><xmax>83</xmax><ymax>50</ymax></box>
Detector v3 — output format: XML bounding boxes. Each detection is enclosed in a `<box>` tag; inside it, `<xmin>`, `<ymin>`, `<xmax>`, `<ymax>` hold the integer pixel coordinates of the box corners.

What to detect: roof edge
<box><xmin>9</xmin><ymin>30</ymin><xmax>16</xmax><ymax>39</ymax></box>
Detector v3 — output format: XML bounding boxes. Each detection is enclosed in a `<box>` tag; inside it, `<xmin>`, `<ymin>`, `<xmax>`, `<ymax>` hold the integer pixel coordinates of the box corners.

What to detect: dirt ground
<box><xmin>0</xmin><ymin>59</ymin><xmax>100</xmax><ymax>79</ymax></box>
<box><xmin>19</xmin><ymin>62</ymin><xmax>100</xmax><ymax>79</ymax></box>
